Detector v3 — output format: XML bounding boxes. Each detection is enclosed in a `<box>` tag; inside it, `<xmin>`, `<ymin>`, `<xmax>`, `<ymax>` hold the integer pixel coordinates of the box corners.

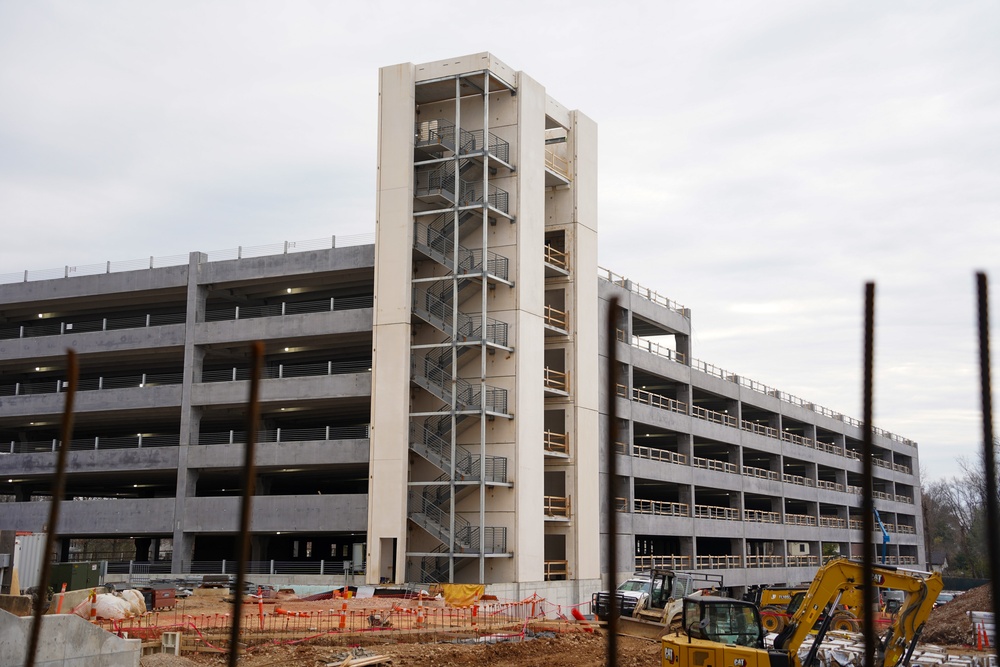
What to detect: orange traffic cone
<box><xmin>977</xmin><ymin>622</ymin><xmax>985</xmax><ymax>650</ymax></box>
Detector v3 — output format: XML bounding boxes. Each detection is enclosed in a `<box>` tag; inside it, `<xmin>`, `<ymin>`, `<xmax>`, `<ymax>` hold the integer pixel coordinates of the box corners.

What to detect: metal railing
<box><xmin>467</xmin><ymin>128</ymin><xmax>511</xmax><ymax>163</ymax></box>
<box><xmin>0</xmin><ymin>234</ymin><xmax>374</xmax><ymax>286</ymax></box>
<box><xmin>1</xmin><ymin>312</ymin><xmax>186</xmax><ymax>341</ymax></box>
<box><xmin>415</xmin><ymin>163</ymin><xmax>457</xmax><ymax>202</ymax></box>
<box><xmin>196</xmin><ymin>425</ymin><xmax>370</xmax><ymax>445</ymax></box>
<box><xmin>618</xmin><ymin>329</ymin><xmax>686</xmax><ymax>364</ymax></box>
<box><xmin>598</xmin><ymin>267</ymin><xmax>688</xmax><ymax>315</ymax></box>
<box><xmin>413</xmin><ymin>222</ymin><xmax>510</xmax><ymax>281</ymax></box>
<box><xmin>204</xmin><ymin>295</ymin><xmax>373</xmax><ymax>323</ymax></box>
<box><xmin>457</xmin><ymin>181</ymin><xmax>509</xmax><ymax>214</ymax></box>
<box><xmin>1</xmin><ymin>372</ymin><xmax>183</xmax><ymax>397</ymax></box>
<box><xmin>411</xmin><ymin>285</ymin><xmax>509</xmax><ymax>347</ymax></box>
<box><xmin>409</xmin><ymin>421</ymin><xmax>508</xmax><ymax>483</ymax></box>
<box><xmin>201</xmin><ymin>359</ymin><xmax>370</xmax><ymax>383</ymax></box>
<box><xmin>5</xmin><ymin>433</ymin><xmax>181</xmax><ymax>454</ymax></box>
<box><xmin>179</xmin><ymin>559</ymin><xmax>363</xmax><ymax>576</ymax></box>
<box><xmin>598</xmin><ymin>281</ymin><xmax>918</xmax><ymax>449</ymax></box>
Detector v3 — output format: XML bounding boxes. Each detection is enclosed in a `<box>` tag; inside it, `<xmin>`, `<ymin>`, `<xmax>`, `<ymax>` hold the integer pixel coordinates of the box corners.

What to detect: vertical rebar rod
<box><xmin>227</xmin><ymin>340</ymin><xmax>263</xmax><ymax>667</ymax></box>
<box><xmin>25</xmin><ymin>349</ymin><xmax>78</xmax><ymax>667</ymax></box>
<box><xmin>861</xmin><ymin>283</ymin><xmax>876</xmax><ymax>667</ymax></box>
<box><xmin>975</xmin><ymin>273</ymin><xmax>1000</xmax><ymax>634</ymax></box>
<box><xmin>605</xmin><ymin>296</ymin><xmax>620</xmax><ymax>667</ymax></box>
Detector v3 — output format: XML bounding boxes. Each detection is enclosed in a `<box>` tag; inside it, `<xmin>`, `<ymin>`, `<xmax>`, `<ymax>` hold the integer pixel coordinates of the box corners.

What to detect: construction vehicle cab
<box><xmin>663</xmin><ymin>558</ymin><xmax>943</xmax><ymax>667</ymax></box>
<box><xmin>683</xmin><ymin>594</ymin><xmax>765</xmax><ymax>649</ymax></box>
<box><xmin>598</xmin><ymin>569</ymin><xmax>723</xmax><ymax>639</ymax></box>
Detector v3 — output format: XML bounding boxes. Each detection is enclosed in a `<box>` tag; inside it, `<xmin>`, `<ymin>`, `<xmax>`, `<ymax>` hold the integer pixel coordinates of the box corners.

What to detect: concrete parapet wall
<box><xmin>0</xmin><ymin>608</ymin><xmax>140</xmax><ymax>667</ymax></box>
<box><xmin>0</xmin><ymin>594</ymin><xmax>31</xmax><ymax>616</ymax></box>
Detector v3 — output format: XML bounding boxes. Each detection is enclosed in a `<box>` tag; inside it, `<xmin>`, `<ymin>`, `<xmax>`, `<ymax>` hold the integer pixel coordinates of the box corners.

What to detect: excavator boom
<box><xmin>662</xmin><ymin>558</ymin><xmax>943</xmax><ymax>667</ymax></box>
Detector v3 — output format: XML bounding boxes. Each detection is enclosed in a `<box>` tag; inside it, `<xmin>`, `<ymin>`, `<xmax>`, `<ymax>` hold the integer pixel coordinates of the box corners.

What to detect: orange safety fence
<box><xmin>90</xmin><ymin>594</ymin><xmax>601</xmax><ymax>652</ymax></box>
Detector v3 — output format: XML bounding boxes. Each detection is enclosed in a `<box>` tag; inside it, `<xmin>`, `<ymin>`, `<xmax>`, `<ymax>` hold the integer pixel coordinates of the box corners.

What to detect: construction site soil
<box><xmin>922</xmin><ymin>583</ymin><xmax>993</xmax><ymax>645</ymax></box>
<box><xmin>136</xmin><ymin>585</ymin><xmax>996</xmax><ymax>667</ymax></box>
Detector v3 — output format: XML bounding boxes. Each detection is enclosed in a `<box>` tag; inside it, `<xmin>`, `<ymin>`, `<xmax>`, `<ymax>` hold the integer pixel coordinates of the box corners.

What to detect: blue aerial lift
<box><xmin>873</xmin><ymin>507</ymin><xmax>890</xmax><ymax>563</ymax></box>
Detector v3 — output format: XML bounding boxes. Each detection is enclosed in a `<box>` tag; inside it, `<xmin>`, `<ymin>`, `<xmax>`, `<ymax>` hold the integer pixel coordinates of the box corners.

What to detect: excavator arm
<box><xmin>776</xmin><ymin>558</ymin><xmax>942</xmax><ymax>667</ymax></box>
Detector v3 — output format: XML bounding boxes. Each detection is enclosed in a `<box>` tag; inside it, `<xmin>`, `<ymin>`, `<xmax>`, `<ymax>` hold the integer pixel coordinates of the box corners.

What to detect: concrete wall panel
<box><xmin>1</xmin><ymin>447</ymin><xmax>180</xmax><ymax>476</ymax></box>
<box><xmin>0</xmin><ymin>498</ymin><xmax>175</xmax><ymax>534</ymax></box>
<box><xmin>0</xmin><ymin>326</ymin><xmax>185</xmax><ymax>360</ymax></box>
<box><xmin>187</xmin><ymin>440</ymin><xmax>369</xmax><ymax>468</ymax></box>
<box><xmin>184</xmin><ymin>495</ymin><xmax>367</xmax><ymax>533</ymax></box>
<box><xmin>191</xmin><ymin>373</ymin><xmax>371</xmax><ymax>407</ymax></box>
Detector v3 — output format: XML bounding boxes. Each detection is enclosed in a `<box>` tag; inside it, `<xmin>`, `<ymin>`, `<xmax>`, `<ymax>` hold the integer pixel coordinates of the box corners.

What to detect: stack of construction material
<box><xmin>970</xmin><ymin>612</ymin><xmax>995</xmax><ymax>651</ymax></box>
<box><xmin>795</xmin><ymin>632</ymin><xmax>995</xmax><ymax>667</ymax></box>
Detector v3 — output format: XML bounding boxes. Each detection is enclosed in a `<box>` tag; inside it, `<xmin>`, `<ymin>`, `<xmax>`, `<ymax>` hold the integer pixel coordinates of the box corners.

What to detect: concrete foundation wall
<box><xmin>0</xmin><ymin>609</ymin><xmax>140</xmax><ymax>667</ymax></box>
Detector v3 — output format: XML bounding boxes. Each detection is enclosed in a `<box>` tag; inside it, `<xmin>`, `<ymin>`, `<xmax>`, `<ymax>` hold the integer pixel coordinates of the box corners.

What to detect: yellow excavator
<box><xmin>661</xmin><ymin>558</ymin><xmax>943</xmax><ymax>667</ymax></box>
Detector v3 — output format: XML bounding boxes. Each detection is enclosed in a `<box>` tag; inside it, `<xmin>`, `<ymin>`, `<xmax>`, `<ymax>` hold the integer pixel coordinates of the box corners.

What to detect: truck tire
<box><xmin>760</xmin><ymin>606</ymin><xmax>785</xmax><ymax>633</ymax></box>
<box><xmin>831</xmin><ymin>612</ymin><xmax>861</xmax><ymax>633</ymax></box>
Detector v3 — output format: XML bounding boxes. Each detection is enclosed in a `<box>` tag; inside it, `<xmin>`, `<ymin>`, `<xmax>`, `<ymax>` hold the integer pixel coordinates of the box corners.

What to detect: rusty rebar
<box><xmin>25</xmin><ymin>349</ymin><xmax>78</xmax><ymax>667</ymax></box>
<box><xmin>861</xmin><ymin>283</ymin><xmax>876</xmax><ymax>667</ymax></box>
<box><xmin>605</xmin><ymin>296</ymin><xmax>620</xmax><ymax>667</ymax></box>
<box><xmin>227</xmin><ymin>340</ymin><xmax>264</xmax><ymax>666</ymax></box>
<box><xmin>975</xmin><ymin>273</ymin><xmax>1000</xmax><ymax>639</ymax></box>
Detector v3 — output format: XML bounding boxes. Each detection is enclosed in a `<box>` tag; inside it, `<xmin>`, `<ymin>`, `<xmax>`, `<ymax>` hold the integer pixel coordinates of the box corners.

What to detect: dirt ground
<box><xmin>140</xmin><ymin>632</ymin><xmax>659</xmax><ymax>667</ymax></box>
<box><xmin>134</xmin><ymin>584</ymin><xmax>997</xmax><ymax>667</ymax></box>
<box><xmin>922</xmin><ymin>583</ymin><xmax>993</xmax><ymax>645</ymax></box>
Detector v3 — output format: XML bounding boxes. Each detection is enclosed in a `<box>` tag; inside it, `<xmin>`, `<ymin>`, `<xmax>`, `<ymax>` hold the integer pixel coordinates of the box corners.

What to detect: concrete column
<box><xmin>368</xmin><ymin>61</ymin><xmax>416</xmax><ymax>585</ymax></box>
<box><xmin>0</xmin><ymin>530</ymin><xmax>15</xmax><ymax>594</ymax></box>
<box><xmin>58</xmin><ymin>538</ymin><xmax>70</xmax><ymax>562</ymax></box>
<box><xmin>134</xmin><ymin>538</ymin><xmax>152</xmax><ymax>562</ymax></box>
<box><xmin>805</xmin><ymin>461</ymin><xmax>818</xmax><ymax>485</ymax></box>
<box><xmin>802</xmin><ymin>423</ymin><xmax>817</xmax><ymax>441</ymax></box>
<box><xmin>251</xmin><ymin>535</ymin><xmax>269</xmax><ymax>562</ymax></box>
<box><xmin>173</xmin><ymin>251</ymin><xmax>207</xmax><ymax>575</ymax></box>
<box><xmin>676</xmin><ymin>332</ymin><xmax>691</xmax><ymax>365</ymax></box>
<box><xmin>677</xmin><ymin>433</ymin><xmax>694</xmax><ymax>463</ymax></box>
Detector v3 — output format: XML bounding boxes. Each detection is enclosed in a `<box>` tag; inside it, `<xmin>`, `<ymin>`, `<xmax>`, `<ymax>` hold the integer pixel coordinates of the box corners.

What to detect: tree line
<box><xmin>921</xmin><ymin>452</ymin><xmax>1000</xmax><ymax>578</ymax></box>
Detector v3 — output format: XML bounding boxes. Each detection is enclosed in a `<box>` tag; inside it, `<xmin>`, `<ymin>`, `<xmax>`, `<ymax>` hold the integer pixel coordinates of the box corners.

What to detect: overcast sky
<box><xmin>1</xmin><ymin>1</ymin><xmax>997</xmax><ymax>482</ymax></box>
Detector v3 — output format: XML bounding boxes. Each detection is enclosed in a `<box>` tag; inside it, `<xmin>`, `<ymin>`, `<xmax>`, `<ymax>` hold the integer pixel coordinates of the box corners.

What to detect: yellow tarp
<box><xmin>440</xmin><ymin>583</ymin><xmax>485</xmax><ymax>607</ymax></box>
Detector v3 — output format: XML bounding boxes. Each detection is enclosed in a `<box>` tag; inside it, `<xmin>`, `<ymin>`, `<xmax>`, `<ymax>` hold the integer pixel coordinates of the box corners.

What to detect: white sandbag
<box><xmin>93</xmin><ymin>593</ymin><xmax>131</xmax><ymax>620</ymax></box>
<box><xmin>119</xmin><ymin>589</ymin><xmax>147</xmax><ymax>616</ymax></box>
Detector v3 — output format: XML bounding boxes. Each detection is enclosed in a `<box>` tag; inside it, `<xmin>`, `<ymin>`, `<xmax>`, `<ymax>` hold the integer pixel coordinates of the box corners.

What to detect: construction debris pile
<box><xmin>797</xmin><ymin>632</ymin><xmax>995</xmax><ymax>667</ymax></box>
<box><xmin>924</xmin><ymin>584</ymin><xmax>994</xmax><ymax>646</ymax></box>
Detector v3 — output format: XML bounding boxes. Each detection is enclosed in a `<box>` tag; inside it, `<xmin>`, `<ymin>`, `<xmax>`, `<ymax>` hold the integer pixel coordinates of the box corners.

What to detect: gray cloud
<box><xmin>1</xmin><ymin>0</ymin><xmax>997</xmax><ymax>480</ymax></box>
